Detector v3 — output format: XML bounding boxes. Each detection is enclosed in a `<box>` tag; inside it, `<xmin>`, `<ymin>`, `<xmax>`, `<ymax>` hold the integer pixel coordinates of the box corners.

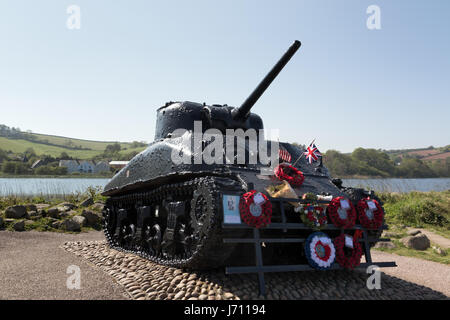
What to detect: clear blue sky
<box><xmin>0</xmin><ymin>0</ymin><xmax>449</xmax><ymax>152</ymax></box>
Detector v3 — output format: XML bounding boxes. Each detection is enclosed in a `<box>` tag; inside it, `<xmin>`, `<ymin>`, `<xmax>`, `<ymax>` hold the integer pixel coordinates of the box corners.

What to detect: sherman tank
<box><xmin>102</xmin><ymin>40</ymin><xmax>384</xmax><ymax>270</ymax></box>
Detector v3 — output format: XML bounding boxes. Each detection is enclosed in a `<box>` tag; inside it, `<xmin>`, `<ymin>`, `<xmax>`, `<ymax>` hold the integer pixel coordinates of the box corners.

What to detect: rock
<box><xmin>91</xmin><ymin>203</ymin><xmax>104</xmax><ymax>211</ymax></box>
<box><xmin>24</xmin><ymin>204</ymin><xmax>37</xmax><ymax>212</ymax></box>
<box><xmin>5</xmin><ymin>205</ymin><xmax>27</xmax><ymax>219</ymax></box>
<box><xmin>432</xmin><ymin>246</ymin><xmax>447</xmax><ymax>256</ymax></box>
<box><xmin>80</xmin><ymin>197</ymin><xmax>94</xmax><ymax>207</ymax></box>
<box><xmin>47</xmin><ymin>208</ymin><xmax>60</xmax><ymax>218</ymax></box>
<box><xmin>82</xmin><ymin>210</ymin><xmax>102</xmax><ymax>226</ymax></box>
<box><xmin>56</xmin><ymin>206</ymin><xmax>71</xmax><ymax>213</ymax></box>
<box><xmin>35</xmin><ymin>203</ymin><xmax>50</xmax><ymax>210</ymax></box>
<box><xmin>374</xmin><ymin>241</ymin><xmax>396</xmax><ymax>249</ymax></box>
<box><xmin>174</xmin><ymin>291</ymin><xmax>185</xmax><ymax>299</ymax></box>
<box><xmin>51</xmin><ymin>221</ymin><xmax>62</xmax><ymax>229</ymax></box>
<box><xmin>29</xmin><ymin>215</ymin><xmax>42</xmax><ymax>221</ymax></box>
<box><xmin>57</xmin><ymin>202</ymin><xmax>77</xmax><ymax>210</ymax></box>
<box><xmin>223</xmin><ymin>292</ymin><xmax>234</xmax><ymax>299</ymax></box>
<box><xmin>402</xmin><ymin>234</ymin><xmax>430</xmax><ymax>250</ymax></box>
<box><xmin>28</xmin><ymin>210</ymin><xmax>39</xmax><ymax>217</ymax></box>
<box><xmin>407</xmin><ymin>229</ymin><xmax>421</xmax><ymax>236</ymax></box>
<box><xmin>61</xmin><ymin>218</ymin><xmax>81</xmax><ymax>232</ymax></box>
<box><xmin>13</xmin><ymin>220</ymin><xmax>25</xmax><ymax>231</ymax></box>
<box><xmin>72</xmin><ymin>215</ymin><xmax>87</xmax><ymax>227</ymax></box>
<box><xmin>381</xmin><ymin>231</ymin><xmax>399</xmax><ymax>238</ymax></box>
<box><xmin>24</xmin><ymin>220</ymin><xmax>34</xmax><ymax>227</ymax></box>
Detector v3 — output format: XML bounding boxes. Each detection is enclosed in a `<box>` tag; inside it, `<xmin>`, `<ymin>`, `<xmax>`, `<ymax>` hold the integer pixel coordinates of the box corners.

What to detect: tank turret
<box><xmin>154</xmin><ymin>40</ymin><xmax>301</xmax><ymax>140</ymax></box>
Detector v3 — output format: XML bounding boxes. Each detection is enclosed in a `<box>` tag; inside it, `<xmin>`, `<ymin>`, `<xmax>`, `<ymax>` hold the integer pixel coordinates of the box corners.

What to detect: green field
<box><xmin>0</xmin><ymin>134</ymin><xmax>147</xmax><ymax>159</ymax></box>
<box><xmin>30</xmin><ymin>133</ymin><xmax>135</xmax><ymax>151</ymax></box>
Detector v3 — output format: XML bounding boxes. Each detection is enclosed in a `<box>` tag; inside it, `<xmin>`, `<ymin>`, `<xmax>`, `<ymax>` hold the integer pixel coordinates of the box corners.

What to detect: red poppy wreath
<box><xmin>239</xmin><ymin>190</ymin><xmax>272</xmax><ymax>228</ymax></box>
<box><xmin>356</xmin><ymin>198</ymin><xmax>384</xmax><ymax>229</ymax></box>
<box><xmin>327</xmin><ymin>197</ymin><xmax>356</xmax><ymax>229</ymax></box>
<box><xmin>274</xmin><ymin>163</ymin><xmax>304</xmax><ymax>187</ymax></box>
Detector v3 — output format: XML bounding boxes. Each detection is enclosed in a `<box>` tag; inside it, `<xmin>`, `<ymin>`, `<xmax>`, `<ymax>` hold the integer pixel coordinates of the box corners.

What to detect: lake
<box><xmin>0</xmin><ymin>177</ymin><xmax>449</xmax><ymax>197</ymax></box>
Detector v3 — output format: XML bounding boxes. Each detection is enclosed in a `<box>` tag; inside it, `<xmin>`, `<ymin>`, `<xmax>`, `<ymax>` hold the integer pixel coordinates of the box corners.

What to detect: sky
<box><xmin>0</xmin><ymin>0</ymin><xmax>449</xmax><ymax>153</ymax></box>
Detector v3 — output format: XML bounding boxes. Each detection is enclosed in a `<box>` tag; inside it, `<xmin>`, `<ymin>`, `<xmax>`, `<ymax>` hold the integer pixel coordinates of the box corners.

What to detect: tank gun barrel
<box><xmin>232</xmin><ymin>40</ymin><xmax>301</xmax><ymax>121</ymax></box>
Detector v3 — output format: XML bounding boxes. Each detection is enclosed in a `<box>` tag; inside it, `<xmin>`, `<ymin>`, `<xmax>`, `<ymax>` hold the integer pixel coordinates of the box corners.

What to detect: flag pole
<box><xmin>292</xmin><ymin>138</ymin><xmax>315</xmax><ymax>167</ymax></box>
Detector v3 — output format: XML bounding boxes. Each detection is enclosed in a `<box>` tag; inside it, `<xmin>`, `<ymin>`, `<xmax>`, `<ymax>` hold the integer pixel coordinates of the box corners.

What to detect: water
<box><xmin>0</xmin><ymin>178</ymin><xmax>110</xmax><ymax>197</ymax></box>
<box><xmin>0</xmin><ymin>177</ymin><xmax>448</xmax><ymax>196</ymax></box>
<box><xmin>342</xmin><ymin>178</ymin><xmax>450</xmax><ymax>193</ymax></box>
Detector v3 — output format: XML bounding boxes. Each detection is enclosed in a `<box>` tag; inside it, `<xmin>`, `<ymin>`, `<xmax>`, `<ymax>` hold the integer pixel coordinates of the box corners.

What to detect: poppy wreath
<box><xmin>333</xmin><ymin>231</ymin><xmax>363</xmax><ymax>269</ymax></box>
<box><xmin>356</xmin><ymin>198</ymin><xmax>384</xmax><ymax>230</ymax></box>
<box><xmin>300</xmin><ymin>205</ymin><xmax>328</xmax><ymax>229</ymax></box>
<box><xmin>239</xmin><ymin>190</ymin><xmax>272</xmax><ymax>228</ymax></box>
<box><xmin>327</xmin><ymin>197</ymin><xmax>357</xmax><ymax>229</ymax></box>
<box><xmin>304</xmin><ymin>232</ymin><xmax>336</xmax><ymax>270</ymax></box>
<box><xmin>274</xmin><ymin>163</ymin><xmax>304</xmax><ymax>187</ymax></box>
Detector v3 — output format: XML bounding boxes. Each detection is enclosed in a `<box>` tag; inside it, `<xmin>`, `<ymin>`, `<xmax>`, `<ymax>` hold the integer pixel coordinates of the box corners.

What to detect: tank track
<box><xmin>102</xmin><ymin>176</ymin><xmax>243</xmax><ymax>269</ymax></box>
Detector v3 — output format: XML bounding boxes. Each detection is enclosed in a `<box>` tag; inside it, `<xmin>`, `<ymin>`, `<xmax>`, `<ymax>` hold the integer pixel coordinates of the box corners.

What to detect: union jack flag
<box><xmin>304</xmin><ymin>141</ymin><xmax>321</xmax><ymax>164</ymax></box>
<box><xmin>279</xmin><ymin>147</ymin><xmax>291</xmax><ymax>163</ymax></box>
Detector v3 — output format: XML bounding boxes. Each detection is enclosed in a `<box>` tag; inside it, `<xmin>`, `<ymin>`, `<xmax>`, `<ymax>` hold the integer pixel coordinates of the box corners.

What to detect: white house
<box><xmin>59</xmin><ymin>160</ymin><xmax>110</xmax><ymax>174</ymax></box>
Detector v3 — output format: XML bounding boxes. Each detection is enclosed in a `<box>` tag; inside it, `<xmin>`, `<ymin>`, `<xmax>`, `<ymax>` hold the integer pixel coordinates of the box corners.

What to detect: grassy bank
<box><xmin>379</xmin><ymin>190</ymin><xmax>449</xmax><ymax>235</ymax></box>
<box><xmin>375</xmin><ymin>190</ymin><xmax>449</xmax><ymax>264</ymax></box>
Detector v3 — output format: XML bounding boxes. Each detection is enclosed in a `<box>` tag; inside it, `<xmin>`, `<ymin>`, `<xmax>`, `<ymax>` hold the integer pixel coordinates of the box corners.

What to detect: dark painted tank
<box><xmin>101</xmin><ymin>40</ymin><xmax>383</xmax><ymax>270</ymax></box>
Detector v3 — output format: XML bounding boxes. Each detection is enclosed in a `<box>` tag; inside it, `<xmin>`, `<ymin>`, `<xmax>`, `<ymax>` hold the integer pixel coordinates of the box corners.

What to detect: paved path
<box><xmin>371</xmin><ymin>250</ymin><xmax>450</xmax><ymax>297</ymax></box>
<box><xmin>0</xmin><ymin>231</ymin><xmax>129</xmax><ymax>300</ymax></box>
<box><xmin>406</xmin><ymin>228</ymin><xmax>450</xmax><ymax>249</ymax></box>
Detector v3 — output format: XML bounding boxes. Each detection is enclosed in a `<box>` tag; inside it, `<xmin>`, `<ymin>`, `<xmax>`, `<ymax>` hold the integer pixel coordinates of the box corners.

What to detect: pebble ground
<box><xmin>62</xmin><ymin>240</ymin><xmax>448</xmax><ymax>300</ymax></box>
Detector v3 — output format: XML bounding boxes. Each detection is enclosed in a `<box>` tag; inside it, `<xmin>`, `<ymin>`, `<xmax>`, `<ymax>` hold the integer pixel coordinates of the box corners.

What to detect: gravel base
<box><xmin>62</xmin><ymin>241</ymin><xmax>448</xmax><ymax>300</ymax></box>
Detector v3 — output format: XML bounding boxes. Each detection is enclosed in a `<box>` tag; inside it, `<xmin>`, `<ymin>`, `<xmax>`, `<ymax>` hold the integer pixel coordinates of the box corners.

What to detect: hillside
<box><xmin>0</xmin><ymin>125</ymin><xmax>147</xmax><ymax>159</ymax></box>
<box><xmin>386</xmin><ymin>146</ymin><xmax>450</xmax><ymax>163</ymax></box>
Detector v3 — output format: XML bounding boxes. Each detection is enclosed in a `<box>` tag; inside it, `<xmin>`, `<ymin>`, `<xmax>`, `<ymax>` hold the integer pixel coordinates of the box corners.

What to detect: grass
<box><xmin>374</xmin><ymin>238</ymin><xmax>449</xmax><ymax>265</ymax></box>
<box><xmin>0</xmin><ymin>186</ymin><xmax>106</xmax><ymax>210</ymax></box>
<box><xmin>0</xmin><ymin>135</ymin><xmax>146</xmax><ymax>159</ymax></box>
<box><xmin>372</xmin><ymin>191</ymin><xmax>450</xmax><ymax>264</ymax></box>
<box><xmin>31</xmin><ymin>133</ymin><xmax>133</xmax><ymax>151</ymax></box>
<box><xmin>379</xmin><ymin>190</ymin><xmax>450</xmax><ymax>228</ymax></box>
<box><xmin>0</xmin><ymin>137</ymin><xmax>101</xmax><ymax>159</ymax></box>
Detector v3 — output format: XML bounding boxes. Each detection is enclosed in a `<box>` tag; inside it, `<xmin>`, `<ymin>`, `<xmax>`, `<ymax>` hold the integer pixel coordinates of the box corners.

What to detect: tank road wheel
<box><xmin>143</xmin><ymin>224</ymin><xmax>162</xmax><ymax>256</ymax></box>
<box><xmin>102</xmin><ymin>176</ymin><xmax>243</xmax><ymax>269</ymax></box>
<box><xmin>120</xmin><ymin>222</ymin><xmax>136</xmax><ymax>249</ymax></box>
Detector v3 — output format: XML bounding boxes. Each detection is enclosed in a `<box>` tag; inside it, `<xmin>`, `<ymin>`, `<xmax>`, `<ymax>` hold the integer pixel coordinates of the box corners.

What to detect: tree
<box><xmin>105</xmin><ymin>143</ymin><xmax>121</xmax><ymax>154</ymax></box>
<box><xmin>396</xmin><ymin>157</ymin><xmax>436</xmax><ymax>178</ymax></box>
<box><xmin>0</xmin><ymin>149</ymin><xmax>7</xmax><ymax>163</ymax></box>
<box><xmin>24</xmin><ymin>147</ymin><xmax>36</xmax><ymax>157</ymax></box>
<box><xmin>59</xmin><ymin>152</ymin><xmax>71</xmax><ymax>160</ymax></box>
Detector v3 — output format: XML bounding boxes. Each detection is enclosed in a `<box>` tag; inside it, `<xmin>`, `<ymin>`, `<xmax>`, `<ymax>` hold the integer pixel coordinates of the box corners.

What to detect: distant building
<box><xmin>31</xmin><ymin>158</ymin><xmax>52</xmax><ymax>169</ymax></box>
<box><xmin>59</xmin><ymin>160</ymin><xmax>110</xmax><ymax>174</ymax></box>
<box><xmin>109</xmin><ymin>161</ymin><xmax>129</xmax><ymax>170</ymax></box>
